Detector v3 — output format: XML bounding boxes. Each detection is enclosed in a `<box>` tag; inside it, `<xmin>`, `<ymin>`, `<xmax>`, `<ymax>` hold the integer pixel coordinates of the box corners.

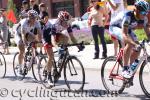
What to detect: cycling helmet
<box><xmin>58</xmin><ymin>11</ymin><xmax>70</xmax><ymax>21</ymax></box>
<box><xmin>135</xmin><ymin>0</ymin><xmax>149</xmax><ymax>15</ymax></box>
<box><xmin>28</xmin><ymin>10</ymin><xmax>38</xmax><ymax>18</ymax></box>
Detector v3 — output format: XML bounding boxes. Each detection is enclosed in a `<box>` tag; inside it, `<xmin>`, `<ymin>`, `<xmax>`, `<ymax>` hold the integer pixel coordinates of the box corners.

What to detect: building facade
<box><xmin>0</xmin><ymin>0</ymin><xmax>135</xmax><ymax>18</ymax></box>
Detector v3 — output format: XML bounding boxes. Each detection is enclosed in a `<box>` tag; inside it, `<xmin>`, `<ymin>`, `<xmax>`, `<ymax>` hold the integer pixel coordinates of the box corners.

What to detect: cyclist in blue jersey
<box><xmin>109</xmin><ymin>0</ymin><xmax>150</xmax><ymax>79</ymax></box>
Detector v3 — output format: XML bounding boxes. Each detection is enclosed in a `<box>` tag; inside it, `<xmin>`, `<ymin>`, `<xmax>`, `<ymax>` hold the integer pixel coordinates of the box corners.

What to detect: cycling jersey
<box><xmin>109</xmin><ymin>11</ymin><xmax>148</xmax><ymax>41</ymax></box>
<box><xmin>52</xmin><ymin>19</ymin><xmax>73</xmax><ymax>34</ymax></box>
<box><xmin>42</xmin><ymin>19</ymin><xmax>72</xmax><ymax>47</ymax></box>
<box><xmin>111</xmin><ymin>11</ymin><xmax>148</xmax><ymax>32</ymax></box>
<box><xmin>15</xmin><ymin>18</ymin><xmax>41</xmax><ymax>45</ymax></box>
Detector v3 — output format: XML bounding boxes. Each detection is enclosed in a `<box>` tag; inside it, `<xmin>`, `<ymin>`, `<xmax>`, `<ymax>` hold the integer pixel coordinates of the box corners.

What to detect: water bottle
<box><xmin>129</xmin><ymin>59</ymin><xmax>139</xmax><ymax>76</ymax></box>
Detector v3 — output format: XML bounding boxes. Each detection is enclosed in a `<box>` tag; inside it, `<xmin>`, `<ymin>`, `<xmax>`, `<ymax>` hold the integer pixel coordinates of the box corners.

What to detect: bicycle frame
<box><xmin>109</xmin><ymin>40</ymin><xmax>150</xmax><ymax>81</ymax></box>
<box><xmin>109</xmin><ymin>48</ymin><xmax>124</xmax><ymax>80</ymax></box>
<box><xmin>53</xmin><ymin>48</ymin><xmax>69</xmax><ymax>74</ymax></box>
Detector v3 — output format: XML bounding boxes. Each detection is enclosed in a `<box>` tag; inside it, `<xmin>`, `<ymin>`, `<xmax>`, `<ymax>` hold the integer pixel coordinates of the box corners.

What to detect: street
<box><xmin>0</xmin><ymin>45</ymin><xmax>150</xmax><ymax>100</ymax></box>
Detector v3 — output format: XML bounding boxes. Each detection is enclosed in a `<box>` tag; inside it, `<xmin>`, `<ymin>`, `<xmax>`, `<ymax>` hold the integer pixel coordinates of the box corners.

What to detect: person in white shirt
<box><xmin>107</xmin><ymin>0</ymin><xmax>127</xmax><ymax>56</ymax></box>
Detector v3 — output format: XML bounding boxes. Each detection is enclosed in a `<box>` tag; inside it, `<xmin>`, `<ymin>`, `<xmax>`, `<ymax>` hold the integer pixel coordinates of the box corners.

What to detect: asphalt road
<box><xmin>0</xmin><ymin>45</ymin><xmax>149</xmax><ymax>100</ymax></box>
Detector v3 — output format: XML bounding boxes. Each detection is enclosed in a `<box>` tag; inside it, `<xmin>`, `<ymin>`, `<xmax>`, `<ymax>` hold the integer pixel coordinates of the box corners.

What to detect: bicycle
<box><xmin>0</xmin><ymin>42</ymin><xmax>6</xmax><ymax>78</ymax></box>
<box><xmin>101</xmin><ymin>39</ymin><xmax>150</xmax><ymax>98</ymax></box>
<box><xmin>13</xmin><ymin>41</ymin><xmax>43</xmax><ymax>81</ymax></box>
<box><xmin>38</xmin><ymin>42</ymin><xmax>85</xmax><ymax>91</ymax></box>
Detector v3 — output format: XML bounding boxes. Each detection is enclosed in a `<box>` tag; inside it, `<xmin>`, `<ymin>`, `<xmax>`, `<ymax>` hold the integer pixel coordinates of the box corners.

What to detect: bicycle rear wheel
<box><xmin>64</xmin><ymin>56</ymin><xmax>85</xmax><ymax>91</ymax></box>
<box><xmin>139</xmin><ymin>57</ymin><xmax>150</xmax><ymax>98</ymax></box>
<box><xmin>101</xmin><ymin>56</ymin><xmax>125</xmax><ymax>93</ymax></box>
<box><xmin>0</xmin><ymin>52</ymin><xmax>6</xmax><ymax>78</ymax></box>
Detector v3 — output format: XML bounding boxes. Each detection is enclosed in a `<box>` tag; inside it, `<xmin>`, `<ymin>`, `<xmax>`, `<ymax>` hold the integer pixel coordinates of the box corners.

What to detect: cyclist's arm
<box><xmin>51</xmin><ymin>35</ymin><xmax>59</xmax><ymax>49</ymax></box>
<box><xmin>107</xmin><ymin>0</ymin><xmax>120</xmax><ymax>11</ymax></box>
<box><xmin>21</xmin><ymin>27</ymin><xmax>28</xmax><ymax>44</ymax></box>
<box><xmin>122</xmin><ymin>16</ymin><xmax>138</xmax><ymax>46</ymax></box>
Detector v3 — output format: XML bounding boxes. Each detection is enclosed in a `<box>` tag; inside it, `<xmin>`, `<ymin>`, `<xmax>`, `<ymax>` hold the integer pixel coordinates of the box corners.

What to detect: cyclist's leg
<box><xmin>111</xmin><ymin>35</ymin><xmax>118</xmax><ymax>56</ymax></box>
<box><xmin>44</xmin><ymin>44</ymin><xmax>53</xmax><ymax>73</ymax></box>
<box><xmin>67</xmin><ymin>26</ymin><xmax>77</xmax><ymax>44</ymax></box>
<box><xmin>129</xmin><ymin>31</ymin><xmax>140</xmax><ymax>65</ymax></box>
<box><xmin>56</xmin><ymin>33</ymin><xmax>69</xmax><ymax>45</ymax></box>
<box><xmin>18</xmin><ymin>40</ymin><xmax>25</xmax><ymax>66</ymax></box>
<box><xmin>15</xmin><ymin>32</ymin><xmax>25</xmax><ymax>66</ymax></box>
<box><xmin>109</xmin><ymin>26</ymin><xmax>125</xmax><ymax>49</ymax></box>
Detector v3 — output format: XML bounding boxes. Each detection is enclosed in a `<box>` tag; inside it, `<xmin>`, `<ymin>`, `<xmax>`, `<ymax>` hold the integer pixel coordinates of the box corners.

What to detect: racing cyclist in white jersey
<box><xmin>15</xmin><ymin>10</ymin><xmax>42</xmax><ymax>73</ymax></box>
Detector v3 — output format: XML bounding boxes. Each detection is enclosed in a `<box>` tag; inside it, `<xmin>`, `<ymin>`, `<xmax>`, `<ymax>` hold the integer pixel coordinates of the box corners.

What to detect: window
<box><xmin>52</xmin><ymin>1</ymin><xmax>74</xmax><ymax>17</ymax></box>
<box><xmin>80</xmin><ymin>0</ymin><xmax>89</xmax><ymax>15</ymax></box>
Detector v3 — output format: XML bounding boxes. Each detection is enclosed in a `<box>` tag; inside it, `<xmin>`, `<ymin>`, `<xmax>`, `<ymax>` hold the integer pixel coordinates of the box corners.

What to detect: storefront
<box><xmin>0</xmin><ymin>0</ymin><xmax>137</xmax><ymax>18</ymax></box>
<box><xmin>39</xmin><ymin>0</ymin><xmax>89</xmax><ymax>18</ymax></box>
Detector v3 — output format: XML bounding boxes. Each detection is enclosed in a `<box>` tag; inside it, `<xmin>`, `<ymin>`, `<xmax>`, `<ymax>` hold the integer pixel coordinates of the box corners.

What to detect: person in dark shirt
<box><xmin>29</xmin><ymin>0</ymin><xmax>40</xmax><ymax>14</ymax></box>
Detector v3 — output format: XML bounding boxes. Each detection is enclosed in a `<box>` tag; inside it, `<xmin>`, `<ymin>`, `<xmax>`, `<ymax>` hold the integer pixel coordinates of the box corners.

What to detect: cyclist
<box><xmin>56</xmin><ymin>11</ymin><xmax>85</xmax><ymax>51</ymax></box>
<box><xmin>15</xmin><ymin>9</ymin><xmax>42</xmax><ymax>73</ymax></box>
<box><xmin>109</xmin><ymin>0</ymin><xmax>150</xmax><ymax>79</ymax></box>
<box><xmin>41</xmin><ymin>11</ymin><xmax>69</xmax><ymax>85</ymax></box>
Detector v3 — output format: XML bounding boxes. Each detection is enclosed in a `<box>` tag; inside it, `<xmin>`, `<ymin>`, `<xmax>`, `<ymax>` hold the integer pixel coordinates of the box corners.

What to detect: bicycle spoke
<box><xmin>64</xmin><ymin>56</ymin><xmax>85</xmax><ymax>91</ymax></box>
<box><xmin>101</xmin><ymin>56</ymin><xmax>124</xmax><ymax>93</ymax></box>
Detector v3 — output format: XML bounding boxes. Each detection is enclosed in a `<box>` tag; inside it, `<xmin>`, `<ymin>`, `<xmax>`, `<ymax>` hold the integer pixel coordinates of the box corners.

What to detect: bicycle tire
<box><xmin>13</xmin><ymin>52</ymin><xmax>26</xmax><ymax>80</ymax></box>
<box><xmin>64</xmin><ymin>56</ymin><xmax>85</xmax><ymax>92</ymax></box>
<box><xmin>0</xmin><ymin>52</ymin><xmax>6</xmax><ymax>78</ymax></box>
<box><xmin>139</xmin><ymin>58</ymin><xmax>150</xmax><ymax>98</ymax></box>
<box><xmin>101</xmin><ymin>56</ymin><xmax>125</xmax><ymax>94</ymax></box>
<box><xmin>32</xmin><ymin>56</ymin><xmax>40</xmax><ymax>81</ymax></box>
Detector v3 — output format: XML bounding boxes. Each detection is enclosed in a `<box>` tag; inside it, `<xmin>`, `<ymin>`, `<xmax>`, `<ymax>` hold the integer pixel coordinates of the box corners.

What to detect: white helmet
<box><xmin>28</xmin><ymin>10</ymin><xmax>38</xmax><ymax>18</ymax></box>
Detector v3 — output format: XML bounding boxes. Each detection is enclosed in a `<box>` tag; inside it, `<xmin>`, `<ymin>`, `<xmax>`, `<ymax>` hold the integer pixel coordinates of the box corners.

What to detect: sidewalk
<box><xmin>4</xmin><ymin>43</ymin><xmax>150</xmax><ymax>70</ymax></box>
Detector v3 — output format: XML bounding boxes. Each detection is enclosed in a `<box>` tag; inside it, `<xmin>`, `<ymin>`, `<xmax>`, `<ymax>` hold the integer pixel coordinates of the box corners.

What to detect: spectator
<box><xmin>19</xmin><ymin>0</ymin><xmax>30</xmax><ymax>19</ymax></box>
<box><xmin>39</xmin><ymin>3</ymin><xmax>47</xmax><ymax>19</ymax></box>
<box><xmin>29</xmin><ymin>0</ymin><xmax>40</xmax><ymax>14</ymax></box>
<box><xmin>88</xmin><ymin>1</ymin><xmax>109</xmax><ymax>59</ymax></box>
<box><xmin>107</xmin><ymin>0</ymin><xmax>127</xmax><ymax>56</ymax></box>
<box><xmin>0</xmin><ymin>9</ymin><xmax>10</xmax><ymax>54</ymax></box>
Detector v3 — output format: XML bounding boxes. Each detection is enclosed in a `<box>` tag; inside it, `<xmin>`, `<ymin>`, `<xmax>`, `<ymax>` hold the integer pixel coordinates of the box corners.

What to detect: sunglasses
<box><xmin>140</xmin><ymin>11</ymin><xmax>148</xmax><ymax>16</ymax></box>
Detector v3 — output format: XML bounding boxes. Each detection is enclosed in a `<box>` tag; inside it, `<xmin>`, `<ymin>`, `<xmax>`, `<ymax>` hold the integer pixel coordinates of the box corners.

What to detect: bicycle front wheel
<box><xmin>38</xmin><ymin>57</ymin><xmax>54</xmax><ymax>89</ymax></box>
<box><xmin>64</xmin><ymin>56</ymin><xmax>85</xmax><ymax>91</ymax></box>
<box><xmin>13</xmin><ymin>52</ymin><xmax>25</xmax><ymax>80</ymax></box>
<box><xmin>0</xmin><ymin>52</ymin><xmax>6</xmax><ymax>78</ymax></box>
<box><xmin>139</xmin><ymin>57</ymin><xmax>150</xmax><ymax>98</ymax></box>
<box><xmin>32</xmin><ymin>56</ymin><xmax>40</xmax><ymax>81</ymax></box>
<box><xmin>101</xmin><ymin>56</ymin><xmax>125</xmax><ymax>93</ymax></box>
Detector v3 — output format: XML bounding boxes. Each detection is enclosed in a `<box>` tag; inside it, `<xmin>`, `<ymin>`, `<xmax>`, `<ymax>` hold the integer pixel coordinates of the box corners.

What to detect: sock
<box><xmin>123</xmin><ymin>66</ymin><xmax>129</xmax><ymax>71</ymax></box>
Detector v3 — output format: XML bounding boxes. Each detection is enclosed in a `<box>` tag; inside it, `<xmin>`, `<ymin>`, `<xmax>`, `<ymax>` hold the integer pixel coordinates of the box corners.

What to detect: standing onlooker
<box><xmin>39</xmin><ymin>3</ymin><xmax>47</xmax><ymax>19</ymax></box>
<box><xmin>107</xmin><ymin>0</ymin><xmax>127</xmax><ymax>56</ymax></box>
<box><xmin>88</xmin><ymin>1</ymin><xmax>108</xmax><ymax>59</ymax></box>
<box><xmin>29</xmin><ymin>0</ymin><xmax>40</xmax><ymax>14</ymax></box>
<box><xmin>0</xmin><ymin>9</ymin><xmax>10</xmax><ymax>54</ymax></box>
<box><xmin>19</xmin><ymin>0</ymin><xmax>30</xmax><ymax>19</ymax></box>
